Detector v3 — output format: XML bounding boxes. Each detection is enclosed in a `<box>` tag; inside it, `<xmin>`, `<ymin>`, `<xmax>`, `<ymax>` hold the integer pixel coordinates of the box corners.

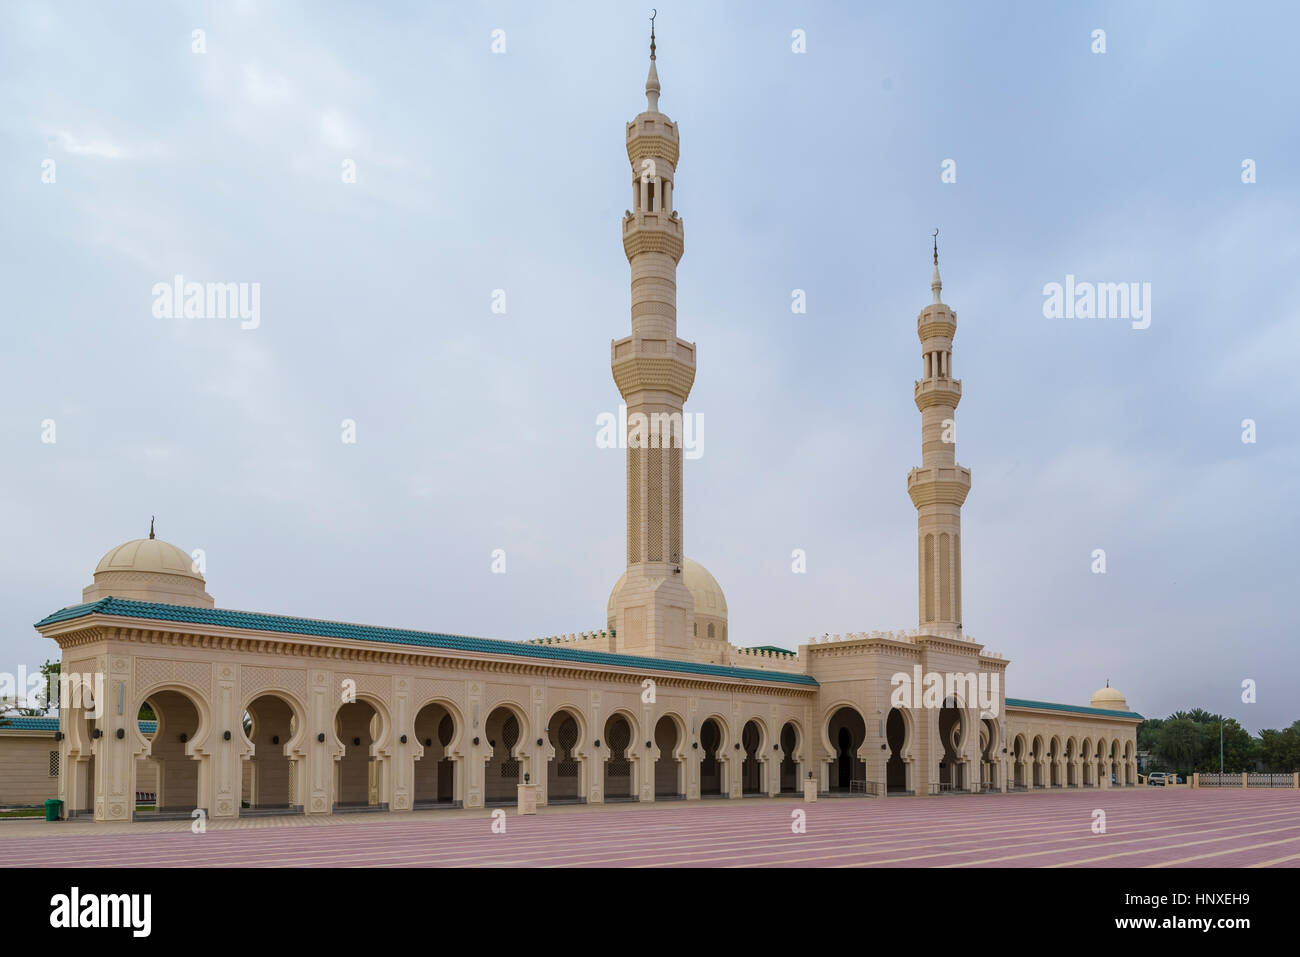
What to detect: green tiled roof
<box><xmin>743</xmin><ymin>645</ymin><xmax>797</xmax><ymax>656</ymax></box>
<box><xmin>0</xmin><ymin>716</ymin><xmax>157</xmax><ymax>733</ymax></box>
<box><xmin>1005</xmin><ymin>697</ymin><xmax>1143</xmax><ymax>720</ymax></box>
<box><xmin>36</xmin><ymin>598</ymin><xmax>819</xmax><ymax>688</ymax></box>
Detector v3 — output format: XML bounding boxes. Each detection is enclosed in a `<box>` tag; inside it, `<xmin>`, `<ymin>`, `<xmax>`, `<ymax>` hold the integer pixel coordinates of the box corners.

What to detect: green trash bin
<box><xmin>43</xmin><ymin>799</ymin><xmax>63</xmax><ymax>822</ymax></box>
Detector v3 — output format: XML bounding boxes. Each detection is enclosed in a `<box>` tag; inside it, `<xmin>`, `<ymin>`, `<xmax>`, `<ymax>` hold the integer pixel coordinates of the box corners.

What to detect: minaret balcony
<box><xmin>611</xmin><ymin>335</ymin><xmax>696</xmax><ymax>400</ymax></box>
<box><xmin>914</xmin><ymin>377</ymin><xmax>963</xmax><ymax>410</ymax></box>
<box><xmin>623</xmin><ymin>210</ymin><xmax>684</xmax><ymax>262</ymax></box>
<box><xmin>626</xmin><ymin>117</ymin><xmax>680</xmax><ymax>166</ymax></box>
<box><xmin>917</xmin><ymin>304</ymin><xmax>957</xmax><ymax>341</ymax></box>
<box><xmin>907</xmin><ymin>465</ymin><xmax>972</xmax><ymax>507</ymax></box>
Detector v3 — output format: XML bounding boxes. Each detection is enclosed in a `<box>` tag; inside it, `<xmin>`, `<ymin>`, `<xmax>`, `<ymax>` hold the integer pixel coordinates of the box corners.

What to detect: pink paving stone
<box><xmin>0</xmin><ymin>789</ymin><xmax>1296</xmax><ymax>868</ymax></box>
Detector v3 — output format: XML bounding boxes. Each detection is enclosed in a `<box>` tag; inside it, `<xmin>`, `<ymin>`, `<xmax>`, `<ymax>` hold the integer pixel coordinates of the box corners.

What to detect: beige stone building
<box><xmin>9</xmin><ymin>36</ymin><xmax>1139</xmax><ymax>821</ymax></box>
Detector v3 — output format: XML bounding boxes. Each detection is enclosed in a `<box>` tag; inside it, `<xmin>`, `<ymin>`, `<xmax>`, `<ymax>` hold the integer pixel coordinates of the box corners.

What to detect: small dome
<box><xmin>606</xmin><ymin>558</ymin><xmax>727</xmax><ymax>627</ymax></box>
<box><xmin>1089</xmin><ymin>685</ymin><xmax>1128</xmax><ymax>711</ymax></box>
<box><xmin>83</xmin><ymin>535</ymin><xmax>213</xmax><ymax>608</ymax></box>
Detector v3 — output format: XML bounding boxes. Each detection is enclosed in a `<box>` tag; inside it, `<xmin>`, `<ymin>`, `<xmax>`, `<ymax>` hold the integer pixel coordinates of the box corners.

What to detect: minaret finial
<box><xmin>149</xmin><ymin>516</ymin><xmax>155</xmax><ymax>540</ymax></box>
<box><xmin>645</xmin><ymin>10</ymin><xmax>661</xmax><ymax>112</ymax></box>
<box><xmin>931</xmin><ymin>228</ymin><xmax>943</xmax><ymax>303</ymax></box>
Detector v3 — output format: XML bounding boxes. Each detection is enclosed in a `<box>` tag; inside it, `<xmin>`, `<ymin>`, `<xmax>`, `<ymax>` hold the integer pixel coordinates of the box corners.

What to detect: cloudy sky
<box><xmin>1</xmin><ymin>1</ymin><xmax>1296</xmax><ymax>729</ymax></box>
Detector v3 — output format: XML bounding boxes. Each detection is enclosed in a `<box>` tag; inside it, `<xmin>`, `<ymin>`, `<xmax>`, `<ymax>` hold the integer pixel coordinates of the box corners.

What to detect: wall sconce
<box><xmin>223</xmin><ymin>730</ymin><xmax>231</xmax><ymax>741</ymax></box>
<box><xmin>353</xmin><ymin>737</ymin><xmax>361</xmax><ymax>747</ymax></box>
<box><xmin>594</xmin><ymin>739</ymin><xmax>601</xmax><ymax>748</ymax></box>
<box><xmin>734</xmin><ymin>743</ymin><xmax>740</xmax><ymax>750</ymax></box>
<box><xmin>489</xmin><ymin>739</ymin><xmax>495</xmax><ymax>748</ymax></box>
<box><xmin>317</xmin><ymin>733</ymin><xmax>326</xmax><ymax>743</ymax></box>
<box><xmin>425</xmin><ymin>738</ymin><xmax>432</xmax><ymax>747</ymax></box>
<box><xmin>92</xmin><ymin>728</ymin><xmax>103</xmax><ymax>738</ymax></box>
<box><xmin>116</xmin><ymin>728</ymin><xmax>125</xmax><ymax>739</ymax></box>
<box><xmin>179</xmin><ymin>733</ymin><xmax>188</xmax><ymax>743</ymax></box>
<box><xmin>880</xmin><ymin>743</ymin><xmax>886</xmax><ymax>750</ymax></box>
<box><xmin>646</xmin><ymin>741</ymin><xmax>652</xmax><ymax>749</ymax></box>
<box><xmin>692</xmin><ymin>742</ymin><xmax>698</xmax><ymax>750</ymax></box>
<box><xmin>472</xmin><ymin>736</ymin><xmax>480</xmax><ymax>746</ymax></box>
<box><xmin>54</xmin><ymin>731</ymin><xmax>64</xmax><ymax>741</ymax></box>
<box><xmin>400</xmin><ymin>734</ymin><xmax>408</xmax><ymax>744</ymax></box>
<box><xmin>272</xmin><ymin>736</ymin><xmax>279</xmax><ymax>745</ymax></box>
<box><xmin>524</xmin><ymin>773</ymin><xmax>530</xmax><ymax>784</ymax></box>
<box><xmin>774</xmin><ymin>744</ymin><xmax>780</xmax><ymax>751</ymax></box>
<box><xmin>537</xmin><ymin>738</ymin><xmax>543</xmax><ymax>747</ymax></box>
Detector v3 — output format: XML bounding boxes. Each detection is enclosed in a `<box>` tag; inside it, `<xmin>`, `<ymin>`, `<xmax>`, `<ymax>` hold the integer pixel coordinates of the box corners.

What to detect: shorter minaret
<box><xmin>907</xmin><ymin>233</ymin><xmax>972</xmax><ymax>635</ymax></box>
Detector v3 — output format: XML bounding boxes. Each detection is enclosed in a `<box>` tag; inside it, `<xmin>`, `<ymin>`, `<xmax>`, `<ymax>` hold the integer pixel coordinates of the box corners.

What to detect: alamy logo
<box><xmin>49</xmin><ymin>887</ymin><xmax>151</xmax><ymax>937</ymax></box>
<box><xmin>596</xmin><ymin>404</ymin><xmax>704</xmax><ymax>459</ymax></box>
<box><xmin>0</xmin><ymin>668</ymin><xmax>102</xmax><ymax>716</ymax></box>
<box><xmin>1042</xmin><ymin>274</ymin><xmax>1151</xmax><ymax>329</ymax></box>
<box><xmin>890</xmin><ymin>667</ymin><xmax>1002</xmax><ymax>718</ymax></box>
<box><xmin>151</xmin><ymin>275</ymin><xmax>260</xmax><ymax>329</ymax></box>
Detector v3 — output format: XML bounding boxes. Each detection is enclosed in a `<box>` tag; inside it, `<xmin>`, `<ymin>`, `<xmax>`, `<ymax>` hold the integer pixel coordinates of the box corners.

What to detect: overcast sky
<box><xmin>2</xmin><ymin>1</ymin><xmax>1296</xmax><ymax>730</ymax></box>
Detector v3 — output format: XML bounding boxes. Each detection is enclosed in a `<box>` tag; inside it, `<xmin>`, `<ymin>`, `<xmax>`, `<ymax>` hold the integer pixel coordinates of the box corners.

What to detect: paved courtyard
<box><xmin>2</xmin><ymin>789</ymin><xmax>1297</xmax><ymax>867</ymax></box>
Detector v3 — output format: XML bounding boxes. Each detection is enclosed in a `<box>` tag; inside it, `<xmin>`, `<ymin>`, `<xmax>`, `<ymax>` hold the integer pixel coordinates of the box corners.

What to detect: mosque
<box><xmin>4</xmin><ymin>32</ymin><xmax>1140</xmax><ymax>821</ymax></box>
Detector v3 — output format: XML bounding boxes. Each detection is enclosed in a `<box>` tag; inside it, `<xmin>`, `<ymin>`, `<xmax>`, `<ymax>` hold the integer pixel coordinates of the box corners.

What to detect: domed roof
<box><xmin>682</xmin><ymin>559</ymin><xmax>726</xmax><ymax>618</ymax></box>
<box><xmin>606</xmin><ymin>558</ymin><xmax>727</xmax><ymax>621</ymax></box>
<box><xmin>1089</xmin><ymin>685</ymin><xmax>1129</xmax><ymax>711</ymax></box>
<box><xmin>82</xmin><ymin>532</ymin><xmax>214</xmax><ymax>608</ymax></box>
<box><xmin>94</xmin><ymin>538</ymin><xmax>205</xmax><ymax>581</ymax></box>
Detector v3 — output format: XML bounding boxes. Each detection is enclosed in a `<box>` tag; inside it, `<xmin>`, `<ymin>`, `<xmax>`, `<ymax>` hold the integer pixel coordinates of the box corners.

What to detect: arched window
<box><xmin>707</xmin><ymin>623</ymin><xmax>715</xmax><ymax>639</ymax></box>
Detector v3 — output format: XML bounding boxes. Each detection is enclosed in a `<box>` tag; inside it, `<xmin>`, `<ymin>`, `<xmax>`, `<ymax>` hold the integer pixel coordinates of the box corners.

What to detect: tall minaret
<box><xmin>608</xmin><ymin>20</ymin><xmax>697</xmax><ymax>659</ymax></box>
<box><xmin>907</xmin><ymin>234</ymin><xmax>972</xmax><ymax>635</ymax></box>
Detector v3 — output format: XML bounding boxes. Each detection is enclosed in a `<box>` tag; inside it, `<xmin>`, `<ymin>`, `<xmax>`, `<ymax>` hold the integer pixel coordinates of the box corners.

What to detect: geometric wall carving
<box><xmin>241</xmin><ymin>666</ymin><xmax>308</xmax><ymax>704</ymax></box>
<box><xmin>135</xmin><ymin>657</ymin><xmax>212</xmax><ymax>696</ymax></box>
<box><xmin>411</xmin><ymin>677</ymin><xmax>463</xmax><ymax>707</ymax></box>
<box><xmin>336</xmin><ymin>672</ymin><xmax>390</xmax><ymax>705</ymax></box>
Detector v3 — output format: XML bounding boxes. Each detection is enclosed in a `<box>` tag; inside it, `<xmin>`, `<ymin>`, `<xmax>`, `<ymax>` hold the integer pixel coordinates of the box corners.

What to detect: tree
<box><xmin>1157</xmin><ymin>718</ymin><xmax>1204</xmax><ymax>770</ymax></box>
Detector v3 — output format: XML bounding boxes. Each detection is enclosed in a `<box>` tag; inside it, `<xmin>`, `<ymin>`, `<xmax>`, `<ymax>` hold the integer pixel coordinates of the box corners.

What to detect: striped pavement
<box><xmin>1</xmin><ymin>788</ymin><xmax>1296</xmax><ymax>867</ymax></box>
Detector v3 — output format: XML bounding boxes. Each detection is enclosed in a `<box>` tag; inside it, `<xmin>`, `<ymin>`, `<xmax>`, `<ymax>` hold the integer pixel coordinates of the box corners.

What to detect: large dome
<box><xmin>1089</xmin><ymin>685</ymin><xmax>1129</xmax><ymax>711</ymax></box>
<box><xmin>82</xmin><ymin>534</ymin><xmax>214</xmax><ymax>608</ymax></box>
<box><xmin>606</xmin><ymin>558</ymin><xmax>727</xmax><ymax>637</ymax></box>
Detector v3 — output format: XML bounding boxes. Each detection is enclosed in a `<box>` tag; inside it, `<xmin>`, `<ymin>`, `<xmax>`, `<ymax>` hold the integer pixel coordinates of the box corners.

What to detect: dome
<box><xmin>82</xmin><ymin>534</ymin><xmax>214</xmax><ymax>608</ymax></box>
<box><xmin>606</xmin><ymin>558</ymin><xmax>727</xmax><ymax>629</ymax></box>
<box><xmin>681</xmin><ymin>559</ymin><xmax>727</xmax><ymax>618</ymax></box>
<box><xmin>1089</xmin><ymin>685</ymin><xmax>1129</xmax><ymax>711</ymax></box>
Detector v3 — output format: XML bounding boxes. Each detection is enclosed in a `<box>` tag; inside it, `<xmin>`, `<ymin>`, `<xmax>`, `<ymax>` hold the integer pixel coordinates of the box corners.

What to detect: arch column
<box><xmin>962</xmin><ymin>706</ymin><xmax>980</xmax><ymax>792</ymax></box>
<box><xmin>203</xmin><ymin>663</ymin><xmax>246</xmax><ymax>819</ymax></box>
<box><xmin>305</xmin><ymin>670</ymin><xmax>343</xmax><ymax>813</ymax></box>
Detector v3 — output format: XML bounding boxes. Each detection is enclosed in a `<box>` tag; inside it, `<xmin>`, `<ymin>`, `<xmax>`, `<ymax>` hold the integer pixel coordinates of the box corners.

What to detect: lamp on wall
<box><xmin>594</xmin><ymin>739</ymin><xmax>601</xmax><ymax>748</ymax></box>
<box><xmin>223</xmin><ymin>730</ymin><xmax>231</xmax><ymax>741</ymax></box>
<box><xmin>353</xmin><ymin>737</ymin><xmax>361</xmax><ymax>747</ymax></box>
<box><xmin>425</xmin><ymin>738</ymin><xmax>432</xmax><ymax>747</ymax></box>
<box><xmin>116</xmin><ymin>728</ymin><xmax>125</xmax><ymax>739</ymax></box>
<box><xmin>537</xmin><ymin>738</ymin><xmax>543</xmax><ymax>747</ymax></box>
<box><xmin>179</xmin><ymin>733</ymin><xmax>188</xmax><ymax>743</ymax></box>
<box><xmin>317</xmin><ymin>733</ymin><xmax>325</xmax><ymax>742</ymax></box>
<box><xmin>400</xmin><ymin>735</ymin><xmax>407</xmax><ymax>744</ymax></box>
<box><xmin>54</xmin><ymin>731</ymin><xmax>64</xmax><ymax>741</ymax></box>
<box><xmin>272</xmin><ymin>736</ymin><xmax>279</xmax><ymax>745</ymax></box>
<box><xmin>472</xmin><ymin>736</ymin><xmax>480</xmax><ymax>746</ymax></box>
<box><xmin>92</xmin><ymin>728</ymin><xmax>102</xmax><ymax>739</ymax></box>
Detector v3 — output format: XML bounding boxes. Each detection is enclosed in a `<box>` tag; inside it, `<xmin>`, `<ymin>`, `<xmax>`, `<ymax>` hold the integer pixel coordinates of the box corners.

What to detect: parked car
<box><xmin>1147</xmin><ymin>772</ymin><xmax>1169</xmax><ymax>786</ymax></box>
